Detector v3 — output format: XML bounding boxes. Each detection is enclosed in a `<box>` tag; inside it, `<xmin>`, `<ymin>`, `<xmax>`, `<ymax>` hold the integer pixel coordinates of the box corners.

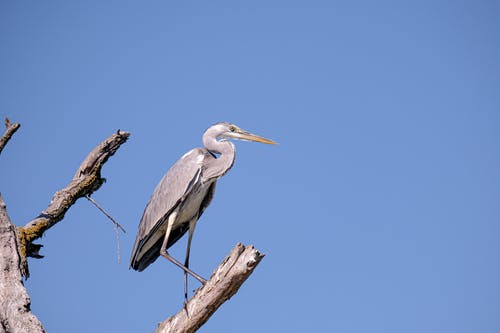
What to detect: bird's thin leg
<box><xmin>160</xmin><ymin>215</ymin><xmax>207</xmax><ymax>285</ymax></box>
<box><xmin>183</xmin><ymin>219</ymin><xmax>197</xmax><ymax>300</ymax></box>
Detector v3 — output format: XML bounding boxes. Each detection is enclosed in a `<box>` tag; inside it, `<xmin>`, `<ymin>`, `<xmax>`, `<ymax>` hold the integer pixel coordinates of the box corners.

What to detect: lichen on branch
<box><xmin>18</xmin><ymin>130</ymin><xmax>130</xmax><ymax>277</ymax></box>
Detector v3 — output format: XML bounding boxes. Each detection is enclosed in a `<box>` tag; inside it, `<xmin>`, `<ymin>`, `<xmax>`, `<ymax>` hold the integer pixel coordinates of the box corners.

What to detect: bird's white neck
<box><xmin>202</xmin><ymin>133</ymin><xmax>236</xmax><ymax>181</ymax></box>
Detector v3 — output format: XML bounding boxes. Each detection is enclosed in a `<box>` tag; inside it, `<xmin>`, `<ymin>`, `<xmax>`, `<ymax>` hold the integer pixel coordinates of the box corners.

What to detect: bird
<box><xmin>130</xmin><ymin>122</ymin><xmax>276</xmax><ymax>296</ymax></box>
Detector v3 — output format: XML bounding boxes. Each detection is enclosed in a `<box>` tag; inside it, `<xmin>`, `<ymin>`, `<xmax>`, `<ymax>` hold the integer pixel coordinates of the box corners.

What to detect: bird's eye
<box><xmin>229</xmin><ymin>126</ymin><xmax>236</xmax><ymax>132</ymax></box>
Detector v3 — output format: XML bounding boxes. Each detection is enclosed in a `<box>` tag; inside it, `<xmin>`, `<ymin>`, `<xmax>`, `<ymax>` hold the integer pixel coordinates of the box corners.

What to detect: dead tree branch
<box><xmin>0</xmin><ymin>118</ymin><xmax>20</xmax><ymax>155</ymax></box>
<box><xmin>156</xmin><ymin>243</ymin><xmax>264</xmax><ymax>333</ymax></box>
<box><xmin>0</xmin><ymin>120</ymin><xmax>46</xmax><ymax>333</ymax></box>
<box><xmin>16</xmin><ymin>129</ymin><xmax>130</xmax><ymax>277</ymax></box>
<box><xmin>0</xmin><ymin>195</ymin><xmax>47</xmax><ymax>333</ymax></box>
<box><xmin>0</xmin><ymin>121</ymin><xmax>129</xmax><ymax>332</ymax></box>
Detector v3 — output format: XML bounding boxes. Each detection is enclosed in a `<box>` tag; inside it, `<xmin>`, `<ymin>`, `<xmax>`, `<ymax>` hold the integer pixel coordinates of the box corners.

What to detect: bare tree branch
<box><xmin>0</xmin><ymin>120</ymin><xmax>130</xmax><ymax>332</ymax></box>
<box><xmin>156</xmin><ymin>243</ymin><xmax>265</xmax><ymax>333</ymax></box>
<box><xmin>0</xmin><ymin>195</ymin><xmax>47</xmax><ymax>333</ymax></box>
<box><xmin>0</xmin><ymin>118</ymin><xmax>20</xmax><ymax>155</ymax></box>
<box><xmin>16</xmin><ymin>130</ymin><xmax>130</xmax><ymax>277</ymax></box>
<box><xmin>0</xmin><ymin>118</ymin><xmax>44</xmax><ymax>332</ymax></box>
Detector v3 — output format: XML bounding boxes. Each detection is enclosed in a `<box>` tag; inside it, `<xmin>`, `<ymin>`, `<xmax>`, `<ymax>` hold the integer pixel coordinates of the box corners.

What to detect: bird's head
<box><xmin>205</xmin><ymin>122</ymin><xmax>276</xmax><ymax>145</ymax></box>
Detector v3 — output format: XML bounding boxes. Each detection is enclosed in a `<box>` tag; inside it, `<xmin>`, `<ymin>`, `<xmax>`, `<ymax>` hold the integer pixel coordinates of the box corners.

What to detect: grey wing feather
<box><xmin>129</xmin><ymin>148</ymin><xmax>208</xmax><ymax>270</ymax></box>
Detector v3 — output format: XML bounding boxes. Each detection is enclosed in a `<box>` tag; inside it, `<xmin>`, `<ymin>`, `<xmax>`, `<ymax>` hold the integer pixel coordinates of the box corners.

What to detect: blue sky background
<box><xmin>1</xmin><ymin>1</ymin><xmax>499</xmax><ymax>332</ymax></box>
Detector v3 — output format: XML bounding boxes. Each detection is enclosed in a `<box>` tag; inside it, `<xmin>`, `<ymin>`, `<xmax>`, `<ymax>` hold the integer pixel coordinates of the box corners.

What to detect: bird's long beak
<box><xmin>228</xmin><ymin>129</ymin><xmax>277</xmax><ymax>145</ymax></box>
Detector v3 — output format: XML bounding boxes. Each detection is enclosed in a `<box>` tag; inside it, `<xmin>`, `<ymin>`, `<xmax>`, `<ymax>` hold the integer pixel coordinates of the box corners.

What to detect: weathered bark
<box><xmin>0</xmin><ymin>119</ymin><xmax>45</xmax><ymax>332</ymax></box>
<box><xmin>0</xmin><ymin>195</ymin><xmax>46</xmax><ymax>333</ymax></box>
<box><xmin>0</xmin><ymin>119</ymin><xmax>129</xmax><ymax>332</ymax></box>
<box><xmin>0</xmin><ymin>119</ymin><xmax>20</xmax><ymax>155</ymax></box>
<box><xmin>17</xmin><ymin>130</ymin><xmax>130</xmax><ymax>277</ymax></box>
<box><xmin>156</xmin><ymin>243</ymin><xmax>264</xmax><ymax>333</ymax></box>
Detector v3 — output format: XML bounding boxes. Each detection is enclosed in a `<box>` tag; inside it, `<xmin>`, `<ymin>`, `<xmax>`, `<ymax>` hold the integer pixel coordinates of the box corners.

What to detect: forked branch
<box><xmin>17</xmin><ymin>130</ymin><xmax>130</xmax><ymax>277</ymax></box>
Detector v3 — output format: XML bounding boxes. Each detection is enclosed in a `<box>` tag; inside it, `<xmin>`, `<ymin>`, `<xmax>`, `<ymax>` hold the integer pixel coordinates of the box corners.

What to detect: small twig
<box><xmin>115</xmin><ymin>221</ymin><xmax>121</xmax><ymax>264</ymax></box>
<box><xmin>85</xmin><ymin>194</ymin><xmax>126</xmax><ymax>233</ymax></box>
<box><xmin>0</xmin><ymin>117</ymin><xmax>21</xmax><ymax>155</ymax></box>
<box><xmin>85</xmin><ymin>194</ymin><xmax>125</xmax><ymax>264</ymax></box>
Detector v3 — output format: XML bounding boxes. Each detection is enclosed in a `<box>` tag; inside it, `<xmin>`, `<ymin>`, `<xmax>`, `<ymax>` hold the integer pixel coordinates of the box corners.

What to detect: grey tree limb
<box><xmin>0</xmin><ymin>121</ymin><xmax>128</xmax><ymax>333</ymax></box>
<box><xmin>17</xmin><ymin>130</ymin><xmax>130</xmax><ymax>277</ymax></box>
<box><xmin>0</xmin><ymin>195</ymin><xmax>47</xmax><ymax>333</ymax></box>
<box><xmin>0</xmin><ymin>119</ymin><xmax>46</xmax><ymax>333</ymax></box>
<box><xmin>0</xmin><ymin>118</ymin><xmax>20</xmax><ymax>155</ymax></box>
<box><xmin>156</xmin><ymin>243</ymin><xmax>264</xmax><ymax>333</ymax></box>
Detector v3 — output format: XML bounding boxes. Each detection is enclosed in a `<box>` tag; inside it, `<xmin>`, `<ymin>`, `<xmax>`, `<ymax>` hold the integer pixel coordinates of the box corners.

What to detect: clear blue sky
<box><xmin>1</xmin><ymin>1</ymin><xmax>499</xmax><ymax>332</ymax></box>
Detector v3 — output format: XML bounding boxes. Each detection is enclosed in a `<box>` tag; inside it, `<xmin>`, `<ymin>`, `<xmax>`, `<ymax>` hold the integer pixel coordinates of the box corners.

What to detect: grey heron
<box><xmin>130</xmin><ymin>122</ymin><xmax>275</xmax><ymax>295</ymax></box>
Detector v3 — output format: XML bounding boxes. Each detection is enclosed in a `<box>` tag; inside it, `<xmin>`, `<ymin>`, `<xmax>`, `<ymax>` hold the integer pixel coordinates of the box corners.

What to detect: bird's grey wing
<box><xmin>130</xmin><ymin>148</ymin><xmax>206</xmax><ymax>270</ymax></box>
<box><xmin>198</xmin><ymin>181</ymin><xmax>216</xmax><ymax>218</ymax></box>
